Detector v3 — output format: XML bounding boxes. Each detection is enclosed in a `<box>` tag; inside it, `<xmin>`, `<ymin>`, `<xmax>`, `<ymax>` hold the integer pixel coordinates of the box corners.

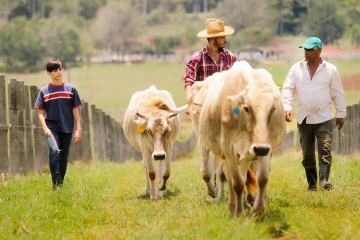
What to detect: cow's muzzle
<box><xmin>251</xmin><ymin>144</ymin><xmax>271</xmax><ymax>156</ymax></box>
<box><xmin>153</xmin><ymin>152</ymin><xmax>166</xmax><ymax>160</ymax></box>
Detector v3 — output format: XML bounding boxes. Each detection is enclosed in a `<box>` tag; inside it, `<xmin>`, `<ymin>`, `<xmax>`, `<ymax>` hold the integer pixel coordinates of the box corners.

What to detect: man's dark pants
<box><xmin>297</xmin><ymin>119</ymin><xmax>333</xmax><ymax>190</ymax></box>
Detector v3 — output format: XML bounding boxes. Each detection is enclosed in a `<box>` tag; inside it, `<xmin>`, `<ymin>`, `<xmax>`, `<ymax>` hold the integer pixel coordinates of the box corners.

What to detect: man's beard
<box><xmin>214</xmin><ymin>39</ymin><xmax>225</xmax><ymax>49</ymax></box>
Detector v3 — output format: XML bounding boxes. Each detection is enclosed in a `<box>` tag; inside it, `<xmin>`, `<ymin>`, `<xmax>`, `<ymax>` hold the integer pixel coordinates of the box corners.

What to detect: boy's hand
<box><xmin>73</xmin><ymin>130</ymin><xmax>82</xmax><ymax>143</ymax></box>
<box><xmin>44</xmin><ymin>128</ymin><xmax>52</xmax><ymax>137</ymax></box>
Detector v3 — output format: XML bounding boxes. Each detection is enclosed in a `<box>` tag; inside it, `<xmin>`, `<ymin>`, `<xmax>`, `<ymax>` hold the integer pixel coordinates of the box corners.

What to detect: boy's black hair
<box><xmin>46</xmin><ymin>58</ymin><xmax>62</xmax><ymax>72</ymax></box>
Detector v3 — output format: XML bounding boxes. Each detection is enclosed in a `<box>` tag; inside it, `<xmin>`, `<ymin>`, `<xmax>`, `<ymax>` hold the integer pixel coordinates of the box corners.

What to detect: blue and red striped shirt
<box><xmin>184</xmin><ymin>47</ymin><xmax>237</xmax><ymax>88</ymax></box>
<box><xmin>34</xmin><ymin>82</ymin><xmax>83</xmax><ymax>133</ymax></box>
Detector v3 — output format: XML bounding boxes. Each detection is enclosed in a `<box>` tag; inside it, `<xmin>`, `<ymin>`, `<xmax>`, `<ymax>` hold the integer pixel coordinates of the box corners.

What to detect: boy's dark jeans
<box><xmin>46</xmin><ymin>129</ymin><xmax>72</xmax><ymax>180</ymax></box>
<box><xmin>297</xmin><ymin>119</ymin><xmax>333</xmax><ymax>168</ymax></box>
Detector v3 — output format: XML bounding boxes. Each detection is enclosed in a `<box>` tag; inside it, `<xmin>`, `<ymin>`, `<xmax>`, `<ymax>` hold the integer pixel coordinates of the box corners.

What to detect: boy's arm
<box><xmin>73</xmin><ymin>107</ymin><xmax>82</xmax><ymax>143</ymax></box>
<box><xmin>38</xmin><ymin>109</ymin><xmax>51</xmax><ymax>136</ymax></box>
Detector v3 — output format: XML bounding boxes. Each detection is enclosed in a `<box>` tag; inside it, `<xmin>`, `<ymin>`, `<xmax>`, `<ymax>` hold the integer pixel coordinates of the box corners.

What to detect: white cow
<box><xmin>188</xmin><ymin>71</ymin><xmax>258</xmax><ymax>203</ymax></box>
<box><xmin>123</xmin><ymin>86</ymin><xmax>188</xmax><ymax>199</ymax></box>
<box><xmin>192</xmin><ymin>61</ymin><xmax>286</xmax><ymax>216</ymax></box>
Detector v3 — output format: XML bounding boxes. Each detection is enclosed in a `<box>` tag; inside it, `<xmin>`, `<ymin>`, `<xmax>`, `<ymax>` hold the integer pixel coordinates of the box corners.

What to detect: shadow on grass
<box><xmin>136</xmin><ymin>183</ymin><xmax>181</xmax><ymax>200</ymax></box>
<box><xmin>258</xmin><ymin>209</ymin><xmax>290</xmax><ymax>239</ymax></box>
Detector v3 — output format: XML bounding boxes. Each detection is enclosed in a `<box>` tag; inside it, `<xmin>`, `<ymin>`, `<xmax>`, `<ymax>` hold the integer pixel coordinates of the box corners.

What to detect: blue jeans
<box><xmin>46</xmin><ymin>129</ymin><xmax>73</xmax><ymax>180</ymax></box>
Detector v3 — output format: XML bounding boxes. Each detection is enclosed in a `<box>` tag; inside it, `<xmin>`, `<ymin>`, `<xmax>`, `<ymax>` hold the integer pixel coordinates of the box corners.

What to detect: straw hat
<box><xmin>197</xmin><ymin>18</ymin><xmax>235</xmax><ymax>38</ymax></box>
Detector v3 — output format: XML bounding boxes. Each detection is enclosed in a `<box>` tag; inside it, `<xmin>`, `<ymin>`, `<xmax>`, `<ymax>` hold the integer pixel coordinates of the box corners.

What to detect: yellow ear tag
<box><xmin>137</xmin><ymin>126</ymin><xmax>145</xmax><ymax>133</ymax></box>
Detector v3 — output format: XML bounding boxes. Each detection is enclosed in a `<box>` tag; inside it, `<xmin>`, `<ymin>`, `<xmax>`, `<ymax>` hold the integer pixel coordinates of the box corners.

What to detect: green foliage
<box><xmin>40</xmin><ymin>17</ymin><xmax>83</xmax><ymax>65</ymax></box>
<box><xmin>1</xmin><ymin>152</ymin><xmax>360</xmax><ymax>239</ymax></box>
<box><xmin>0</xmin><ymin>15</ymin><xmax>83</xmax><ymax>72</ymax></box>
<box><xmin>154</xmin><ymin>37</ymin><xmax>180</xmax><ymax>54</ymax></box>
<box><xmin>0</xmin><ymin>17</ymin><xmax>44</xmax><ymax>72</ymax></box>
<box><xmin>304</xmin><ymin>0</ymin><xmax>346</xmax><ymax>44</ymax></box>
<box><xmin>232</xmin><ymin>27</ymin><xmax>274</xmax><ymax>50</ymax></box>
<box><xmin>349</xmin><ymin>24</ymin><xmax>360</xmax><ymax>45</ymax></box>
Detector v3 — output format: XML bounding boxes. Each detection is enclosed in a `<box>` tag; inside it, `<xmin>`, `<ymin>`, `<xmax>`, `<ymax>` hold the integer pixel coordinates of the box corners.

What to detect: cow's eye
<box><xmin>163</xmin><ymin>129</ymin><xmax>169</xmax><ymax>135</ymax></box>
<box><xmin>244</xmin><ymin>106</ymin><xmax>249</xmax><ymax>113</ymax></box>
<box><xmin>146</xmin><ymin>129</ymin><xmax>152</xmax><ymax>136</ymax></box>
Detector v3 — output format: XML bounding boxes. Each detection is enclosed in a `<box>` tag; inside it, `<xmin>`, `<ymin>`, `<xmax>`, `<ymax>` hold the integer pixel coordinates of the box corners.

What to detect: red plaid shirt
<box><xmin>184</xmin><ymin>47</ymin><xmax>236</xmax><ymax>88</ymax></box>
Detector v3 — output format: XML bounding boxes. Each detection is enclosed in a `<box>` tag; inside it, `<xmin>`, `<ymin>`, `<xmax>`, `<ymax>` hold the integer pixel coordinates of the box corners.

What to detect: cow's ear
<box><xmin>227</xmin><ymin>91</ymin><xmax>245</xmax><ymax>108</ymax></box>
<box><xmin>134</xmin><ymin>119</ymin><xmax>147</xmax><ymax>133</ymax></box>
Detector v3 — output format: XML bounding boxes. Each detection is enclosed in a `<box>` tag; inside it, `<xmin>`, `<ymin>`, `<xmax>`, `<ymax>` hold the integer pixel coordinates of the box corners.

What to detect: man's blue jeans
<box><xmin>46</xmin><ymin>129</ymin><xmax>73</xmax><ymax>180</ymax></box>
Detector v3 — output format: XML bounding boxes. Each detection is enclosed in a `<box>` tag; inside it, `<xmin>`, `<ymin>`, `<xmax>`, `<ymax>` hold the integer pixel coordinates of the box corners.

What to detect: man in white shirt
<box><xmin>282</xmin><ymin>37</ymin><xmax>346</xmax><ymax>191</ymax></box>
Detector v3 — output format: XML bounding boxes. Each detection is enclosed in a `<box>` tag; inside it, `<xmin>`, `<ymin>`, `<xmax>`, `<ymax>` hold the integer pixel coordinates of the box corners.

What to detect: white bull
<box><xmin>123</xmin><ymin>85</ymin><xmax>188</xmax><ymax>199</ymax></box>
<box><xmin>193</xmin><ymin>61</ymin><xmax>286</xmax><ymax>216</ymax></box>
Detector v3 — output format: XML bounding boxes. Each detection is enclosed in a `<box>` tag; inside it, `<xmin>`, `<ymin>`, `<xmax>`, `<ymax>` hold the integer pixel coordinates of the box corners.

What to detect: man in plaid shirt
<box><xmin>184</xmin><ymin>18</ymin><xmax>237</xmax><ymax>104</ymax></box>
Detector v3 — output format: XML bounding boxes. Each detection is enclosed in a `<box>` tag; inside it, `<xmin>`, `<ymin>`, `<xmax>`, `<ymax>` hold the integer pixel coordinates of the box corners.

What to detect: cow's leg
<box><xmin>142</xmin><ymin>160</ymin><xmax>150</xmax><ymax>195</ymax></box>
<box><xmin>158</xmin><ymin>145</ymin><xmax>172</xmax><ymax>195</ymax></box>
<box><xmin>142</xmin><ymin>150</ymin><xmax>158</xmax><ymax>200</ymax></box>
<box><xmin>222</xmin><ymin>160</ymin><xmax>236</xmax><ymax>215</ymax></box>
<box><xmin>199</xmin><ymin>139</ymin><xmax>216</xmax><ymax>200</ymax></box>
<box><xmin>252</xmin><ymin>155</ymin><xmax>270</xmax><ymax>215</ymax></box>
<box><xmin>216</xmin><ymin>159</ymin><xmax>226</xmax><ymax>200</ymax></box>
<box><xmin>223</xmin><ymin>143</ymin><xmax>246</xmax><ymax>217</ymax></box>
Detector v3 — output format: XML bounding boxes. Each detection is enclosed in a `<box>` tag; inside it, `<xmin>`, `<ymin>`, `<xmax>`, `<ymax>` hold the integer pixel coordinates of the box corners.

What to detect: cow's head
<box><xmin>135</xmin><ymin>112</ymin><xmax>177</xmax><ymax>160</ymax></box>
<box><xmin>227</xmin><ymin>79</ymin><xmax>279</xmax><ymax>157</ymax></box>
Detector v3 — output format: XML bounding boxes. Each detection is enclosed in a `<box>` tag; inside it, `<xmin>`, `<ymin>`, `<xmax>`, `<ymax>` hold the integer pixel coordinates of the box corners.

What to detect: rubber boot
<box><xmin>305</xmin><ymin>167</ymin><xmax>317</xmax><ymax>191</ymax></box>
<box><xmin>320</xmin><ymin>165</ymin><xmax>332</xmax><ymax>190</ymax></box>
<box><xmin>52</xmin><ymin>172</ymin><xmax>62</xmax><ymax>190</ymax></box>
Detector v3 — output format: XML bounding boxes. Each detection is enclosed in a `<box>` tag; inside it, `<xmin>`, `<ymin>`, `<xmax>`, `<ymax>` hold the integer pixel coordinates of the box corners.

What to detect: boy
<box><xmin>34</xmin><ymin>58</ymin><xmax>83</xmax><ymax>189</ymax></box>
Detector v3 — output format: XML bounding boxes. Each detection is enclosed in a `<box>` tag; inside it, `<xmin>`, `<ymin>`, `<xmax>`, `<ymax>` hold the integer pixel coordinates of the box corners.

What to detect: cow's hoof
<box><xmin>207</xmin><ymin>196</ymin><xmax>216</xmax><ymax>202</ymax></box>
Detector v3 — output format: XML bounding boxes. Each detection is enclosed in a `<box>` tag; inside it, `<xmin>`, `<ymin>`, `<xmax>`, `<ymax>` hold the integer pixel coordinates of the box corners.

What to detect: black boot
<box><xmin>320</xmin><ymin>165</ymin><xmax>332</xmax><ymax>190</ymax></box>
<box><xmin>52</xmin><ymin>172</ymin><xmax>62</xmax><ymax>190</ymax></box>
<box><xmin>305</xmin><ymin>167</ymin><xmax>317</xmax><ymax>191</ymax></box>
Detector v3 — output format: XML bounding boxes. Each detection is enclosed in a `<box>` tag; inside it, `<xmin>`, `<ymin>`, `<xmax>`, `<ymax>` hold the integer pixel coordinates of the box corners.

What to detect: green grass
<box><xmin>1</xmin><ymin>150</ymin><xmax>360</xmax><ymax>239</ymax></box>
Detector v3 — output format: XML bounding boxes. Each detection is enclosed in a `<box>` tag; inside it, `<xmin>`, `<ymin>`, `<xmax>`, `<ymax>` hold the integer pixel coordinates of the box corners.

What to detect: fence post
<box><xmin>24</xmin><ymin>85</ymin><xmax>35</xmax><ymax>172</ymax></box>
<box><xmin>30</xmin><ymin>85</ymin><xmax>48</xmax><ymax>172</ymax></box>
<box><xmin>80</xmin><ymin>101</ymin><xmax>92</xmax><ymax>162</ymax></box>
<box><xmin>8</xmin><ymin>79</ymin><xmax>26</xmax><ymax>174</ymax></box>
<box><xmin>0</xmin><ymin>75</ymin><xmax>9</xmax><ymax>174</ymax></box>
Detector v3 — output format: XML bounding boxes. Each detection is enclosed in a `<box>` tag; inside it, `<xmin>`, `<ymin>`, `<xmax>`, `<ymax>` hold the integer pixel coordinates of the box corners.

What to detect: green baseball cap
<box><xmin>299</xmin><ymin>37</ymin><xmax>322</xmax><ymax>49</ymax></box>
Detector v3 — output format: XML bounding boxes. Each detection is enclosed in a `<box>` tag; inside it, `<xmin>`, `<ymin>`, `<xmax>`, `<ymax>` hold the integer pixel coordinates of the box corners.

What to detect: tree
<box><xmin>216</xmin><ymin>0</ymin><xmax>276</xmax><ymax>49</ymax></box>
<box><xmin>39</xmin><ymin>17</ymin><xmax>83</xmax><ymax>65</ymax></box>
<box><xmin>216</xmin><ymin>0</ymin><xmax>275</xmax><ymax>32</ymax></box>
<box><xmin>304</xmin><ymin>0</ymin><xmax>345</xmax><ymax>45</ymax></box>
<box><xmin>0</xmin><ymin>17</ymin><xmax>44</xmax><ymax>71</ymax></box>
<box><xmin>91</xmin><ymin>1</ymin><xmax>143</xmax><ymax>55</ymax></box>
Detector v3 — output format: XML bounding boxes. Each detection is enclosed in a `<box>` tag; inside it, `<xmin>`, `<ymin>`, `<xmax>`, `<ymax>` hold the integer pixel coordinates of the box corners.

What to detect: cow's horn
<box><xmin>136</xmin><ymin>112</ymin><xmax>147</xmax><ymax>119</ymax></box>
<box><xmin>168</xmin><ymin>104</ymin><xmax>188</xmax><ymax>113</ymax></box>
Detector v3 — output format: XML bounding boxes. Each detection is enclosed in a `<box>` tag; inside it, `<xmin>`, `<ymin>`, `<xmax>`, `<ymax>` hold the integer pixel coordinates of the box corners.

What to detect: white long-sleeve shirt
<box><xmin>282</xmin><ymin>59</ymin><xmax>347</xmax><ymax>124</ymax></box>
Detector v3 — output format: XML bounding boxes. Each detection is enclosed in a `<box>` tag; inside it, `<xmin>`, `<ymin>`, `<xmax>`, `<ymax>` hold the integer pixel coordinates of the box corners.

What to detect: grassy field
<box><xmin>3</xmin><ymin>59</ymin><xmax>360</xmax><ymax>135</ymax></box>
<box><xmin>1</xmin><ymin>149</ymin><xmax>360</xmax><ymax>239</ymax></box>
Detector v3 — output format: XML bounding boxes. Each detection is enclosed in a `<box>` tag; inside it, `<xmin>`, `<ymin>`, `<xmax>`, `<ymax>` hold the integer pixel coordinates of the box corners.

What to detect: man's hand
<box><xmin>285</xmin><ymin>110</ymin><xmax>293</xmax><ymax>122</ymax></box>
<box><xmin>336</xmin><ymin>118</ymin><xmax>344</xmax><ymax>130</ymax></box>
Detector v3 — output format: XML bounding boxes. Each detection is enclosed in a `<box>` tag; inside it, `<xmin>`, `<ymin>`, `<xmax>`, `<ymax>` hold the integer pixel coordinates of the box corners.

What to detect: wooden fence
<box><xmin>276</xmin><ymin>102</ymin><xmax>360</xmax><ymax>155</ymax></box>
<box><xmin>0</xmin><ymin>75</ymin><xmax>196</xmax><ymax>176</ymax></box>
<box><xmin>0</xmin><ymin>75</ymin><xmax>358</xmax><ymax>175</ymax></box>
